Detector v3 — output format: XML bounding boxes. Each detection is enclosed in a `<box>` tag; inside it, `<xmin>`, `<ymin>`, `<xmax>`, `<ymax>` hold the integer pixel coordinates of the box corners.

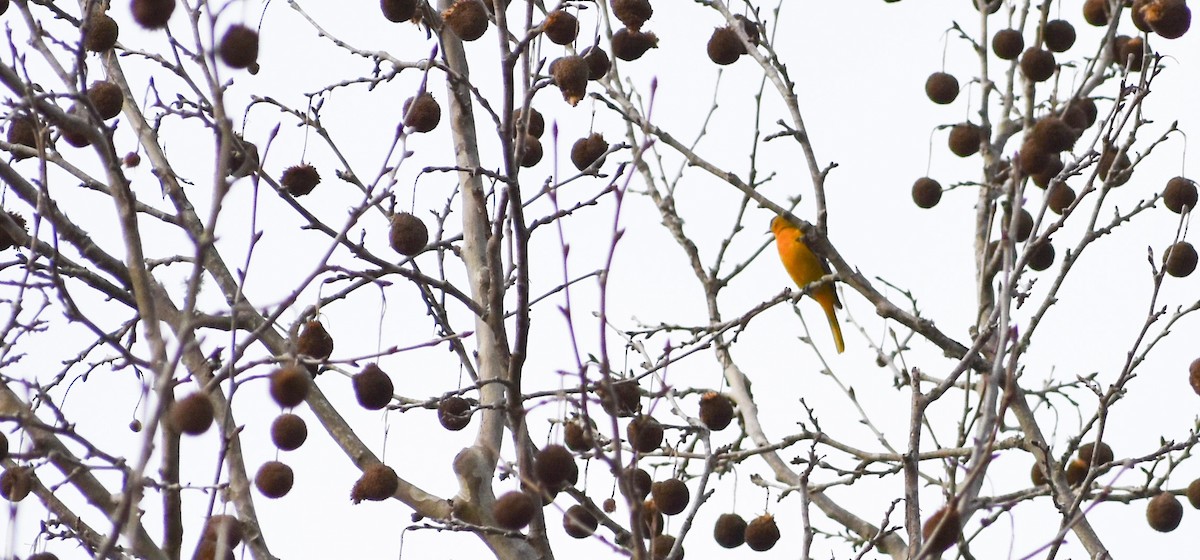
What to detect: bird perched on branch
<box><xmin>770</xmin><ymin>216</ymin><xmax>845</xmax><ymax>354</ymax></box>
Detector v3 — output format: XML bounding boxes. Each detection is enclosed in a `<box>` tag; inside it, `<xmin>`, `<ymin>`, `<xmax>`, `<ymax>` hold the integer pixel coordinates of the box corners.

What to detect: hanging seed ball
<box><xmin>1018</xmin><ymin>141</ymin><xmax>1052</xmax><ymax>175</ymax></box>
<box><xmin>992</xmin><ymin>29</ymin><xmax>1024</xmax><ymax>60</ymax></box>
<box><xmin>27</xmin><ymin>554</ymin><xmax>59</xmax><ymax>560</ymax></box>
<box><xmin>381</xmin><ymin>0</ymin><xmax>417</xmax><ymax>22</ymax></box>
<box><xmin>640</xmin><ymin>499</ymin><xmax>664</xmax><ymax>535</ymax></box>
<box><xmin>534</xmin><ymin>444</ymin><xmax>578</xmax><ymax>490</ymax></box>
<box><xmin>389</xmin><ymin>212</ymin><xmax>429</xmax><ymax>256</ymax></box>
<box><xmin>518</xmin><ymin>134</ymin><xmax>543</xmax><ymax>167</ymax></box>
<box><xmin>218</xmin><ymin>25</ymin><xmax>259</xmax><ymax>70</ymax></box>
<box><xmin>1047</xmin><ymin>183</ymin><xmax>1076</xmax><ymax>215</ymax></box>
<box><xmin>7</xmin><ymin>115</ymin><xmax>39</xmax><ymax>155</ymax></box>
<box><xmin>270</xmin><ymin>413</ymin><xmax>308</xmax><ymax>451</ymax></box>
<box><xmin>603</xmin><ymin>497</ymin><xmax>617</xmax><ymax>513</ymax></box>
<box><xmin>0</xmin><ymin>211</ymin><xmax>27</xmax><ymax>251</ymax></box>
<box><xmin>84</xmin><ymin>81</ymin><xmax>123</xmax><ymax>120</ymax></box>
<box><xmin>131</xmin><ymin>0</ymin><xmax>176</xmax><ymax>30</ymax></box>
<box><xmin>443</xmin><ymin>0</ymin><xmax>489</xmax><ymax>41</ymax></box>
<box><xmin>543</xmin><ymin>10</ymin><xmax>579</xmax><ymax>45</ymax></box>
<box><xmin>352</xmin><ymin>364</ymin><xmax>394</xmax><ymax>411</ymax></box>
<box><xmin>1032</xmin><ymin>153</ymin><xmax>1065</xmax><ymax>188</ymax></box>
<box><xmin>563</xmin><ymin>504</ymin><xmax>598</xmax><ymax>538</ymax></box>
<box><xmin>1031</xmin><ymin>463</ymin><xmax>1049</xmax><ymax>486</ymax></box>
<box><xmin>351</xmin><ymin>463</ymin><xmax>399</xmax><ymax>503</ymax></box>
<box><xmin>84</xmin><ymin>14</ymin><xmax>120</xmax><ymax>52</ymax></box>
<box><xmin>713</xmin><ymin>513</ymin><xmax>747</xmax><ymax>548</ymax></box>
<box><xmin>437</xmin><ymin>396</ymin><xmax>473</xmax><ymax>430</ymax></box>
<box><xmin>129</xmin><ymin>419</ymin><xmax>142</xmax><ymax>432</ymax></box>
<box><xmin>1042</xmin><ymin>19</ymin><xmax>1076</xmax><ymax>52</ymax></box>
<box><xmin>493</xmin><ymin>491</ymin><xmax>537</xmax><ymax>530</ymax></box>
<box><xmin>1061</xmin><ymin>105</ymin><xmax>1089</xmax><ymax>132</ymax></box>
<box><xmin>1020</xmin><ymin>48</ymin><xmax>1056</xmax><ymax>82</ymax></box>
<box><xmin>650</xmin><ymin>534</ymin><xmax>679</xmax><ymax>560</ymax></box>
<box><xmin>269</xmin><ymin>365</ymin><xmax>310</xmax><ymax>408</ymax></box>
<box><xmin>1188</xmin><ymin>479</ymin><xmax>1200</xmax><ymax>509</ymax></box>
<box><xmin>922</xmin><ymin>507</ymin><xmax>960</xmax><ymax>553</ymax></box>
<box><xmin>610</xmin><ymin>28</ymin><xmax>658</xmax><ymax>61</ymax></box>
<box><xmin>971</xmin><ymin>0</ymin><xmax>1001</xmax><ymax>13</ymax></box>
<box><xmin>1147</xmin><ymin>492</ymin><xmax>1184</xmax><ymax>532</ymax></box>
<box><xmin>513</xmin><ymin>108</ymin><xmax>544</xmax><ymax>138</ymax></box>
<box><xmin>947</xmin><ymin>123</ymin><xmax>982</xmax><ymax>157</ymax></box>
<box><xmin>1133</xmin><ymin>0</ymin><xmax>1154</xmax><ymax>31</ymax></box>
<box><xmin>1190</xmin><ymin>357</ymin><xmax>1200</xmax><ymax>396</ymax></box>
<box><xmin>170</xmin><ymin>392</ymin><xmax>215</xmax><ymax>435</ymax></box>
<box><xmin>651</xmin><ymin>479</ymin><xmax>689</xmax><ymax>515</ymax></box>
<box><xmin>1032</xmin><ymin>116</ymin><xmax>1076</xmax><ymax>153</ymax></box>
<box><xmin>297</xmin><ymin>320</ymin><xmax>333</xmax><ymax>361</ymax></box>
<box><xmin>122</xmin><ymin>149</ymin><xmax>140</xmax><ymax>166</ymax></box>
<box><xmin>254</xmin><ymin>461</ymin><xmax>294</xmax><ymax>499</ymax></box>
<box><xmin>570</xmin><ymin>133</ymin><xmax>608</xmax><ymax>171</ymax></box>
<box><xmin>58</xmin><ymin>106</ymin><xmax>93</xmax><ymax>148</ymax></box>
<box><xmin>281</xmin><ymin>164</ymin><xmax>321</xmax><ymax>197</ymax></box>
<box><xmin>599</xmin><ymin>379</ymin><xmax>640</xmax><ymax>416</ymax></box>
<box><xmin>1164</xmin><ymin>177</ymin><xmax>1198</xmax><ymax>213</ymax></box>
<box><xmin>624</xmin><ymin>467</ymin><xmax>653</xmax><ymax>500</ymax></box>
<box><xmin>1077</xmin><ymin>441</ymin><xmax>1114</xmax><ymax>465</ymax></box>
<box><xmin>551</xmin><ymin>55</ymin><xmax>589</xmax><ymax>106</ymax></box>
<box><xmin>0</xmin><ymin>466</ymin><xmax>32</xmax><ymax>502</ymax></box>
<box><xmin>612</xmin><ymin>0</ymin><xmax>653</xmax><ymax>30</ymax></box>
<box><xmin>1071</xmin><ymin>97</ymin><xmax>1099</xmax><ymax>129</ymax></box>
<box><xmin>0</xmin><ymin>431</ymin><xmax>7</xmax><ymax>461</ymax></box>
<box><xmin>582</xmin><ymin>46</ymin><xmax>611</xmax><ymax>80</ymax></box>
<box><xmin>1082</xmin><ymin>0</ymin><xmax>1111</xmax><ymax>26</ymax></box>
<box><xmin>403</xmin><ymin>93</ymin><xmax>441</xmax><ymax>133</ymax></box>
<box><xmin>707</xmin><ymin>26</ymin><xmax>745</xmax><ymax>65</ymax></box>
<box><xmin>1028</xmin><ymin>240</ymin><xmax>1055</xmax><ymax>271</ymax></box>
<box><xmin>627</xmin><ymin>414</ymin><xmax>664</xmax><ymax>453</ymax></box>
<box><xmin>563</xmin><ymin>419</ymin><xmax>594</xmax><ymax>452</ymax></box>
<box><xmin>1098</xmin><ymin>148</ymin><xmax>1132</xmax><ymax>186</ymax></box>
<box><xmin>1118</xmin><ymin>36</ymin><xmax>1146</xmax><ymax>70</ymax></box>
<box><xmin>912</xmin><ymin>177</ymin><xmax>942</xmax><ymax>209</ymax></box>
<box><xmin>744</xmin><ymin>514</ymin><xmax>780</xmax><ymax>551</ymax></box>
<box><xmin>1064</xmin><ymin>457</ymin><xmax>1089</xmax><ymax>485</ymax></box>
<box><xmin>1144</xmin><ymin>0</ymin><xmax>1192</xmax><ymax>39</ymax></box>
<box><xmin>202</xmin><ymin>514</ymin><xmax>244</xmax><ymax>546</ymax></box>
<box><xmin>1012</xmin><ymin>208</ymin><xmax>1034</xmax><ymax>243</ymax></box>
<box><xmin>1165</xmin><ymin>241</ymin><xmax>1198</xmax><ymax>277</ymax></box>
<box><xmin>924</xmin><ymin>72</ymin><xmax>959</xmax><ymax>104</ymax></box>
<box><xmin>698</xmin><ymin>391</ymin><xmax>734</xmax><ymax>430</ymax></box>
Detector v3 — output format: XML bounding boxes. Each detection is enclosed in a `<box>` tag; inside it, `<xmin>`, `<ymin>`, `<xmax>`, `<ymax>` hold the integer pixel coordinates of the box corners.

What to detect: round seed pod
<box><xmin>1019</xmin><ymin>48</ymin><xmax>1056</xmax><ymax>82</ymax></box>
<box><xmin>269</xmin><ymin>365</ymin><xmax>310</xmax><ymax>408</ymax></box>
<box><xmin>254</xmin><ymin>461</ymin><xmax>293</xmax><ymax>499</ymax></box>
<box><xmin>1047</xmin><ymin>183</ymin><xmax>1076</xmax><ymax>215</ymax></box>
<box><xmin>563</xmin><ymin>417</ymin><xmax>594</xmax><ymax>452</ymax></box>
<box><xmin>534</xmin><ymin>444</ymin><xmax>578</xmax><ymax>490</ymax></box>
<box><xmin>0</xmin><ymin>431</ymin><xmax>7</xmax><ymax>461</ymax></box>
<box><xmin>922</xmin><ymin>507</ymin><xmax>960</xmax><ymax>553</ymax></box>
<box><xmin>1165</xmin><ymin>241</ymin><xmax>1198</xmax><ymax>277</ymax></box>
<box><xmin>1012</xmin><ymin>208</ymin><xmax>1033</xmax><ymax>243</ymax></box>
<box><xmin>437</xmin><ymin>396</ymin><xmax>473</xmax><ymax>431</ymax></box>
<box><xmin>1190</xmin><ymin>357</ymin><xmax>1200</xmax><ymax>396</ymax></box>
<box><xmin>1032</xmin><ymin>154</ymin><xmax>1065</xmax><ymax>188</ymax></box>
<box><xmin>381</xmin><ymin>0</ymin><xmax>417</xmax><ymax>22</ymax></box>
<box><xmin>1144</xmin><ymin>0</ymin><xmax>1192</xmax><ymax>39</ymax></box>
<box><xmin>1117</xmin><ymin>36</ymin><xmax>1145</xmax><ymax>70</ymax></box>
<box><xmin>7</xmin><ymin>115</ymin><xmax>40</xmax><ymax>156</ymax></box>
<box><xmin>129</xmin><ymin>419</ymin><xmax>142</xmax><ymax>432</ymax></box>
<box><xmin>27</xmin><ymin>553</ymin><xmax>58</xmax><ymax>560</ymax></box>
<box><xmin>403</xmin><ymin>93</ymin><xmax>441</xmax><ymax>133</ymax></box>
<box><xmin>627</xmin><ymin>414</ymin><xmax>663</xmax><ymax>453</ymax></box>
<box><xmin>84</xmin><ymin>14</ymin><xmax>120</xmax><ymax>52</ymax></box>
<box><xmin>281</xmin><ymin>164</ymin><xmax>321</xmax><ymax>196</ymax></box>
<box><xmin>1061</xmin><ymin>105</ymin><xmax>1089</xmax><ymax>132</ymax></box>
<box><xmin>389</xmin><ymin>212</ymin><xmax>429</xmax><ymax>256</ymax></box>
<box><xmin>218</xmin><ymin>25</ymin><xmax>259</xmax><ymax>69</ymax></box>
<box><xmin>603</xmin><ymin>497</ymin><xmax>617</xmax><ymax>513</ymax></box>
<box><xmin>713</xmin><ymin>513</ymin><xmax>747</xmax><ymax>548</ymax></box>
<box><xmin>352</xmin><ymin>364</ymin><xmax>394</xmax><ymax>410</ymax></box>
<box><xmin>1028</xmin><ymin>240</ymin><xmax>1055</xmax><ymax>271</ymax></box>
<box><xmin>170</xmin><ymin>392</ymin><xmax>215</xmax><ymax>435</ymax></box>
<box><xmin>0</xmin><ymin>211</ymin><xmax>27</xmax><ymax>251</ymax></box>
<box><xmin>624</xmin><ymin>467</ymin><xmax>652</xmax><ymax>500</ymax></box>
<box><xmin>1031</xmin><ymin>463</ymin><xmax>1049</xmax><ymax>486</ymax></box>
<box><xmin>1147</xmin><ymin>492</ymin><xmax>1183</xmax><ymax>532</ymax></box>
<box><xmin>192</xmin><ymin>540</ymin><xmax>233</xmax><ymax>560</ymax></box>
<box><xmin>1163</xmin><ymin>176</ymin><xmax>1198</xmax><ymax>213</ymax></box>
<box><xmin>1042</xmin><ymin>19</ymin><xmax>1076</xmax><ymax>52</ymax></box>
<box><xmin>551</xmin><ymin>55</ymin><xmax>589</xmax><ymax>106</ymax></box>
<box><xmin>948</xmin><ymin>123</ymin><xmax>982</xmax><ymax>157</ymax></box>
<box><xmin>651</xmin><ymin>479</ymin><xmax>689</xmax><ymax>515</ymax></box>
<box><xmin>1077</xmin><ymin>441</ymin><xmax>1114</xmax><ymax>465</ymax></box>
<box><xmin>707</xmin><ymin>26</ymin><xmax>744</xmax><ymax>65</ymax></box>
<box><xmin>518</xmin><ymin>134</ymin><xmax>543</xmax><ymax>167</ymax></box>
<box><xmin>1031</xmin><ymin>117</ymin><xmax>1076</xmax><ymax>153</ymax></box>
<box><xmin>611</xmin><ymin>0</ymin><xmax>652</xmax><ymax>30</ymax></box>
<box><xmin>131</xmin><ymin>0</ymin><xmax>176</xmax><ymax>30</ymax></box>
<box><xmin>58</xmin><ymin>106</ymin><xmax>92</xmax><ymax>148</ymax></box>
<box><xmin>570</xmin><ymin>133</ymin><xmax>607</xmax><ymax>171</ymax></box>
<box><xmin>610</xmin><ymin>28</ymin><xmax>658</xmax><ymax>61</ymax></box>
<box><xmin>650</xmin><ymin>534</ymin><xmax>679</xmax><ymax>560</ymax></box>
<box><xmin>698</xmin><ymin>391</ymin><xmax>734</xmax><ymax>430</ymax></box>
<box><xmin>924</xmin><ymin>72</ymin><xmax>959</xmax><ymax>104</ymax></box>
<box><xmin>1082</xmin><ymin>0</ymin><xmax>1111</xmax><ymax>26</ymax></box>
<box><xmin>492</xmin><ymin>491</ymin><xmax>537</xmax><ymax>530</ymax></box>
<box><xmin>563</xmin><ymin>504</ymin><xmax>598</xmax><ymax>538</ymax></box>
<box><xmin>1097</xmin><ymin>148</ymin><xmax>1132</xmax><ymax>186</ymax></box>
<box><xmin>744</xmin><ymin>514</ymin><xmax>780</xmax><ymax>551</ymax></box>
<box><xmin>443</xmin><ymin>0</ymin><xmax>489</xmax><ymax>41</ymax></box>
<box><xmin>86</xmin><ymin>81</ymin><xmax>123</xmax><ymax>120</ymax></box>
<box><xmin>992</xmin><ymin>29</ymin><xmax>1024</xmax><ymax>60</ymax></box>
<box><xmin>543</xmin><ymin>10</ymin><xmax>578</xmax><ymax>45</ymax></box>
<box><xmin>582</xmin><ymin>46</ymin><xmax>611</xmax><ymax>80</ymax></box>
<box><xmin>0</xmin><ymin>466</ymin><xmax>32</xmax><ymax>502</ymax></box>
<box><xmin>1187</xmin><ymin>478</ymin><xmax>1200</xmax><ymax>509</ymax></box>
<box><xmin>513</xmin><ymin>108</ymin><xmax>544</xmax><ymax>138</ymax></box>
<box><xmin>598</xmin><ymin>379</ymin><xmax>640</xmax><ymax>416</ymax></box>
<box><xmin>296</xmin><ymin>320</ymin><xmax>333</xmax><ymax>361</ymax></box>
<box><xmin>202</xmin><ymin>514</ymin><xmax>244</xmax><ymax>546</ymax></box>
<box><xmin>640</xmin><ymin>499</ymin><xmax>664</xmax><ymax>535</ymax></box>
<box><xmin>970</xmin><ymin>0</ymin><xmax>1001</xmax><ymax>13</ymax></box>
<box><xmin>122</xmin><ymin>151</ymin><xmax>140</xmax><ymax>167</ymax></box>
<box><xmin>1018</xmin><ymin>140</ymin><xmax>1052</xmax><ymax>175</ymax></box>
<box><xmin>351</xmin><ymin>463</ymin><xmax>399</xmax><ymax>503</ymax></box>
<box><xmin>270</xmin><ymin>413</ymin><xmax>308</xmax><ymax>451</ymax></box>
<box><xmin>1133</xmin><ymin>0</ymin><xmax>1154</xmax><ymax>32</ymax></box>
<box><xmin>1065</xmin><ymin>458</ymin><xmax>1089</xmax><ymax>485</ymax></box>
<box><xmin>912</xmin><ymin>177</ymin><xmax>942</xmax><ymax>209</ymax></box>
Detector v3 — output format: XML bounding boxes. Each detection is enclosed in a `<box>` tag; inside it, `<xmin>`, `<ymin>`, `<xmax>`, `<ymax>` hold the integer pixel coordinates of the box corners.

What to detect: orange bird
<box><xmin>770</xmin><ymin>216</ymin><xmax>845</xmax><ymax>353</ymax></box>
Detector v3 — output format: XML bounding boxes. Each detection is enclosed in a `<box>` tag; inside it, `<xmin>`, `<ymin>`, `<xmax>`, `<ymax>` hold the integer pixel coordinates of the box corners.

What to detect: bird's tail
<box><xmin>820</xmin><ymin>298</ymin><xmax>845</xmax><ymax>354</ymax></box>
